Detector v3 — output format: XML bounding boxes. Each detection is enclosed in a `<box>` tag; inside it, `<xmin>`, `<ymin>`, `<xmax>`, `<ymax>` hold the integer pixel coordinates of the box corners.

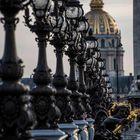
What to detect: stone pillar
<box><xmin>134</xmin><ymin>0</ymin><xmax>140</xmax><ymax>77</ymax></box>
<box><xmin>74</xmin><ymin>120</ymin><xmax>88</xmax><ymax>140</ymax></box>
<box><xmin>58</xmin><ymin>123</ymin><xmax>79</xmax><ymax>140</ymax></box>
<box><xmin>86</xmin><ymin>118</ymin><xmax>95</xmax><ymax>140</ymax></box>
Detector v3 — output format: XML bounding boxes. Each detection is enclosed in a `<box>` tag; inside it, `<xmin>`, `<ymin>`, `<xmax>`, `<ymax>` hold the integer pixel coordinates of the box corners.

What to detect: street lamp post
<box><xmin>116</xmin><ymin>39</ymin><xmax>122</xmax><ymax>99</ymax></box>
<box><xmin>65</xmin><ymin>4</ymin><xmax>87</xmax><ymax>121</ymax></box>
<box><xmin>77</xmin><ymin>18</ymin><xmax>93</xmax><ymax>120</ymax></box>
<box><xmin>73</xmin><ymin>34</ymin><xmax>90</xmax><ymax>140</ymax></box>
<box><xmin>0</xmin><ymin>0</ymin><xmax>36</xmax><ymax>137</ymax></box>
<box><xmin>66</xmin><ymin>31</ymin><xmax>85</xmax><ymax>120</ymax></box>
<box><xmin>86</xmin><ymin>29</ymin><xmax>99</xmax><ymax>118</ymax></box>
<box><xmin>85</xmin><ymin>29</ymin><xmax>111</xmax><ymax>130</ymax></box>
<box><xmin>24</xmin><ymin>0</ymin><xmax>61</xmax><ymax>129</ymax></box>
<box><xmin>48</xmin><ymin>1</ymin><xmax>80</xmax><ymax>138</ymax></box>
<box><xmin>24</xmin><ymin>1</ymin><xmax>68</xmax><ymax>140</ymax></box>
<box><xmin>49</xmin><ymin>0</ymin><xmax>74</xmax><ymax>123</ymax></box>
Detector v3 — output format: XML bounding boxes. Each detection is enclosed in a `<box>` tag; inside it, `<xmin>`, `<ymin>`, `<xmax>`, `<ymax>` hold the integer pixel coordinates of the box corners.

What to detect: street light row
<box><xmin>0</xmin><ymin>0</ymin><xmax>113</xmax><ymax>138</ymax></box>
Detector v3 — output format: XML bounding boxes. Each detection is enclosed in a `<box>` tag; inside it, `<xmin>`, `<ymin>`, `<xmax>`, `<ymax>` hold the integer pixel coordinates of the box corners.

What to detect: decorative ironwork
<box><xmin>24</xmin><ymin>1</ymin><xmax>61</xmax><ymax>129</ymax></box>
<box><xmin>0</xmin><ymin>0</ymin><xmax>36</xmax><ymax>137</ymax></box>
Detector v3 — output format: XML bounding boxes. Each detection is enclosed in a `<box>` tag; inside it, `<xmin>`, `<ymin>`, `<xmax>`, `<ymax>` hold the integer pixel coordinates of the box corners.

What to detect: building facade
<box><xmin>134</xmin><ymin>0</ymin><xmax>140</xmax><ymax>77</ymax></box>
<box><xmin>85</xmin><ymin>0</ymin><xmax>124</xmax><ymax>77</ymax></box>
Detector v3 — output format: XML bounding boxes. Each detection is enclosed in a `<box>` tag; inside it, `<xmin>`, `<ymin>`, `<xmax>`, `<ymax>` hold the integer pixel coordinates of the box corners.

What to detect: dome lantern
<box><xmin>90</xmin><ymin>0</ymin><xmax>104</xmax><ymax>10</ymax></box>
<box><xmin>85</xmin><ymin>0</ymin><xmax>119</xmax><ymax>35</ymax></box>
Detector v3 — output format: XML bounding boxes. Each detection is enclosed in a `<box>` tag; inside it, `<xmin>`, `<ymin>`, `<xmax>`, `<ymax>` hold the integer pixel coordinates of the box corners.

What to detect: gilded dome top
<box><xmin>85</xmin><ymin>0</ymin><xmax>119</xmax><ymax>35</ymax></box>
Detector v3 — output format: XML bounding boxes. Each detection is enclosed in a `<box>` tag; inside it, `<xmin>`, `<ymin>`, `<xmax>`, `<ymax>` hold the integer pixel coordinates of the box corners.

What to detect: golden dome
<box><xmin>85</xmin><ymin>0</ymin><xmax>119</xmax><ymax>35</ymax></box>
<box><xmin>90</xmin><ymin>0</ymin><xmax>104</xmax><ymax>10</ymax></box>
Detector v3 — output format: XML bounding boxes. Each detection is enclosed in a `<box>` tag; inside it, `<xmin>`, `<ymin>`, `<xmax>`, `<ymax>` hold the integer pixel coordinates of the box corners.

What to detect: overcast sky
<box><xmin>0</xmin><ymin>0</ymin><xmax>133</xmax><ymax>77</ymax></box>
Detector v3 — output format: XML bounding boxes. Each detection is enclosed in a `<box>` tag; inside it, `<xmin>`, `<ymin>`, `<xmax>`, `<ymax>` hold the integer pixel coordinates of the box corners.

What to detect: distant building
<box><xmin>85</xmin><ymin>0</ymin><xmax>124</xmax><ymax>77</ymax></box>
<box><xmin>134</xmin><ymin>0</ymin><xmax>140</xmax><ymax>77</ymax></box>
<box><xmin>110</xmin><ymin>74</ymin><xmax>133</xmax><ymax>98</ymax></box>
<box><xmin>85</xmin><ymin>0</ymin><xmax>133</xmax><ymax>97</ymax></box>
<box><xmin>125</xmin><ymin>0</ymin><xmax>140</xmax><ymax>105</ymax></box>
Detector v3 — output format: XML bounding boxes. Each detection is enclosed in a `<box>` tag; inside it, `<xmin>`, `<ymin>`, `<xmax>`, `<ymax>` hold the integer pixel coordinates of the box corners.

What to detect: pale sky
<box><xmin>0</xmin><ymin>0</ymin><xmax>133</xmax><ymax>77</ymax></box>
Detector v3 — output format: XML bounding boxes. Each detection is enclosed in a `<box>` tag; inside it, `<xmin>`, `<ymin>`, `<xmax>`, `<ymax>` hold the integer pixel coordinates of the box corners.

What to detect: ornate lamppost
<box><xmin>99</xmin><ymin>63</ymin><xmax>112</xmax><ymax>109</ymax></box>
<box><xmin>85</xmin><ymin>58</ymin><xmax>97</xmax><ymax>140</ymax></box>
<box><xmin>76</xmin><ymin>25</ymin><xmax>93</xmax><ymax>118</ymax></box>
<box><xmin>85</xmin><ymin>29</ymin><xmax>99</xmax><ymax>117</ymax></box>
<box><xmin>86</xmin><ymin>56</ymin><xmax>97</xmax><ymax>92</ymax></box>
<box><xmin>64</xmin><ymin>20</ymin><xmax>91</xmax><ymax>139</ymax></box>
<box><xmin>49</xmin><ymin>0</ymin><xmax>74</xmax><ymax>123</ymax></box>
<box><xmin>0</xmin><ymin>0</ymin><xmax>36</xmax><ymax>138</ymax></box>
<box><xmin>76</xmin><ymin>32</ymin><xmax>97</xmax><ymax>140</ymax></box>
<box><xmin>62</xmin><ymin>31</ymin><xmax>86</xmax><ymax>139</ymax></box>
<box><xmin>65</xmin><ymin>0</ymin><xmax>84</xmax><ymax>113</ymax></box>
<box><xmin>65</xmin><ymin>9</ymin><xmax>88</xmax><ymax>121</ymax></box>
<box><xmin>77</xmin><ymin>17</ymin><xmax>94</xmax><ymax>118</ymax></box>
<box><xmin>24</xmin><ymin>1</ymin><xmax>68</xmax><ymax>139</ymax></box>
<box><xmin>106</xmin><ymin>81</ymin><xmax>113</xmax><ymax>108</ymax></box>
<box><xmin>24</xmin><ymin>0</ymin><xmax>61</xmax><ymax>130</ymax></box>
<box><xmin>94</xmin><ymin>59</ymin><xmax>111</xmax><ymax>126</ymax></box>
<box><xmin>85</xmin><ymin>29</ymin><xmax>109</xmax><ymax>128</ymax></box>
<box><xmin>65</xmin><ymin>30</ymin><xmax>85</xmax><ymax>118</ymax></box>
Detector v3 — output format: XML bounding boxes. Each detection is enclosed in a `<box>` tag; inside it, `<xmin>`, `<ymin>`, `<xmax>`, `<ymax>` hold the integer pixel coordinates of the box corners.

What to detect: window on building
<box><xmin>101</xmin><ymin>39</ymin><xmax>105</xmax><ymax>48</ymax></box>
<box><xmin>112</xmin><ymin>39</ymin><xmax>115</xmax><ymax>47</ymax></box>
<box><xmin>114</xmin><ymin>58</ymin><xmax>116</xmax><ymax>70</ymax></box>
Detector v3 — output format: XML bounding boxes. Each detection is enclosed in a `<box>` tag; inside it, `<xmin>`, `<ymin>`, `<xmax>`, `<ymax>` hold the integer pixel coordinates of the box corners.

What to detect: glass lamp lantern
<box><xmin>93</xmin><ymin>49</ymin><xmax>101</xmax><ymax>59</ymax></box>
<box><xmin>32</xmin><ymin>0</ymin><xmax>52</xmax><ymax>18</ymax></box>
<box><xmin>107</xmin><ymin>82</ymin><xmax>112</xmax><ymax>88</ymax></box>
<box><xmin>92</xmin><ymin>57</ymin><xmax>97</xmax><ymax>67</ymax></box>
<box><xmin>98</xmin><ymin>58</ymin><xmax>104</xmax><ymax>68</ymax></box>
<box><xmin>77</xmin><ymin>17</ymin><xmax>89</xmax><ymax>33</ymax></box>
<box><xmin>78</xmin><ymin>35</ymin><xmax>88</xmax><ymax>53</ymax></box>
<box><xmin>75</xmin><ymin>32</ymin><xmax>81</xmax><ymax>47</ymax></box>
<box><xmin>86</xmin><ymin>57</ymin><xmax>97</xmax><ymax>69</ymax></box>
<box><xmin>86</xmin><ymin>37</ymin><xmax>98</xmax><ymax>49</ymax></box>
<box><xmin>104</xmin><ymin>75</ymin><xmax>110</xmax><ymax>82</ymax></box>
<box><xmin>93</xmin><ymin>65</ymin><xmax>97</xmax><ymax>72</ymax></box>
<box><xmin>86</xmin><ymin>58</ymin><xmax>92</xmax><ymax>68</ymax></box>
<box><xmin>49</xmin><ymin>12</ymin><xmax>65</xmax><ymax>33</ymax></box>
<box><xmin>66</xmin><ymin>0</ymin><xmax>84</xmax><ymax>20</ymax></box>
<box><xmin>68</xmin><ymin>30</ymin><xmax>78</xmax><ymax>45</ymax></box>
<box><xmin>101</xmin><ymin>68</ymin><xmax>106</xmax><ymax>76</ymax></box>
<box><xmin>86</xmin><ymin>28</ymin><xmax>98</xmax><ymax>49</ymax></box>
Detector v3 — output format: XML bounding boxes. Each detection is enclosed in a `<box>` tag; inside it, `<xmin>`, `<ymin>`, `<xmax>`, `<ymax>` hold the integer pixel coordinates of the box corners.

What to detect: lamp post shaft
<box><xmin>52</xmin><ymin>39</ymin><xmax>74</xmax><ymax>123</ymax></box>
<box><xmin>77</xmin><ymin>48</ymin><xmax>92</xmax><ymax>118</ymax></box>
<box><xmin>0</xmin><ymin>3</ymin><xmax>36</xmax><ymax>137</ymax></box>
<box><xmin>33</xmin><ymin>36</ymin><xmax>51</xmax><ymax>85</ymax></box>
<box><xmin>66</xmin><ymin>47</ymin><xmax>85</xmax><ymax>120</ymax></box>
<box><xmin>53</xmin><ymin>48</ymin><xmax>66</xmax><ymax>86</ymax></box>
<box><xmin>67</xmin><ymin>49</ymin><xmax>78</xmax><ymax>91</ymax></box>
<box><xmin>37</xmin><ymin>40</ymin><xmax>48</xmax><ymax>71</ymax></box>
<box><xmin>30</xmin><ymin>32</ymin><xmax>61</xmax><ymax>129</ymax></box>
<box><xmin>3</xmin><ymin>19</ymin><xmax>17</xmax><ymax>62</ymax></box>
<box><xmin>78</xmin><ymin>64</ymin><xmax>86</xmax><ymax>93</ymax></box>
